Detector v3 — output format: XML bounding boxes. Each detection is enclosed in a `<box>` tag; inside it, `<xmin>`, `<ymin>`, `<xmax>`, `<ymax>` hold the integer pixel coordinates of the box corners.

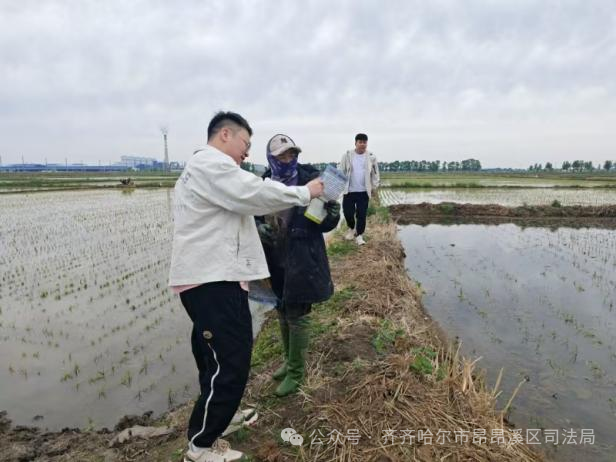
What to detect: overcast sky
<box><xmin>1</xmin><ymin>0</ymin><xmax>615</xmax><ymax>168</ymax></box>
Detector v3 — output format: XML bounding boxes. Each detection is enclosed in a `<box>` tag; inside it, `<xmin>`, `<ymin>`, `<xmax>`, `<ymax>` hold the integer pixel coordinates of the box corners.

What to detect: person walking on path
<box><xmin>339</xmin><ymin>133</ymin><xmax>380</xmax><ymax>245</ymax></box>
<box><xmin>169</xmin><ymin>112</ymin><xmax>324</xmax><ymax>462</ymax></box>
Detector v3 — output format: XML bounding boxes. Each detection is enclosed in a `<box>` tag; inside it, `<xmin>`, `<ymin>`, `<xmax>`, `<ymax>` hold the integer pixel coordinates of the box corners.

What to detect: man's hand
<box><xmin>324</xmin><ymin>200</ymin><xmax>340</xmax><ymax>218</ymax></box>
<box><xmin>306</xmin><ymin>178</ymin><xmax>324</xmax><ymax>198</ymax></box>
<box><xmin>257</xmin><ymin>223</ymin><xmax>274</xmax><ymax>245</ymax></box>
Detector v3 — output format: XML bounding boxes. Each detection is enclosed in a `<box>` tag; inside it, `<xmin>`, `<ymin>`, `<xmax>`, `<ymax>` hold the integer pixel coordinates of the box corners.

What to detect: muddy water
<box><xmin>0</xmin><ymin>189</ymin><xmax>272</xmax><ymax>430</ymax></box>
<box><xmin>399</xmin><ymin>223</ymin><xmax>616</xmax><ymax>462</ymax></box>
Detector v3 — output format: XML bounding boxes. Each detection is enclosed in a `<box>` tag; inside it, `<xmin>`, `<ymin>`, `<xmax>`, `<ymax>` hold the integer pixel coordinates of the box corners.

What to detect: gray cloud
<box><xmin>1</xmin><ymin>0</ymin><xmax>615</xmax><ymax>167</ymax></box>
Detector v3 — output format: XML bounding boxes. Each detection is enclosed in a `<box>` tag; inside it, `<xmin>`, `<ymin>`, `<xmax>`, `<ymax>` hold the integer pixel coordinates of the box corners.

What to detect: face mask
<box><xmin>267</xmin><ymin>151</ymin><xmax>298</xmax><ymax>185</ymax></box>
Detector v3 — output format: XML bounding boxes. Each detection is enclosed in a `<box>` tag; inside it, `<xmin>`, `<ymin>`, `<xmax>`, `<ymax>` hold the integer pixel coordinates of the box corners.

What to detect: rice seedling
<box><xmin>120</xmin><ymin>370</ymin><xmax>132</xmax><ymax>388</ymax></box>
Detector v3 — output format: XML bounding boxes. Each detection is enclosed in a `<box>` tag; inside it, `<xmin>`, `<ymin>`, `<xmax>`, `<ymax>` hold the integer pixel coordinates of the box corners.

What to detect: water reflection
<box><xmin>399</xmin><ymin>223</ymin><xmax>616</xmax><ymax>461</ymax></box>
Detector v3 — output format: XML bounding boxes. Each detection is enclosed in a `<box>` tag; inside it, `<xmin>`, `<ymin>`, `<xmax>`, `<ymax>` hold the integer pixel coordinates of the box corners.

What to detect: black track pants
<box><xmin>180</xmin><ymin>281</ymin><xmax>253</xmax><ymax>448</ymax></box>
<box><xmin>342</xmin><ymin>191</ymin><xmax>369</xmax><ymax>235</ymax></box>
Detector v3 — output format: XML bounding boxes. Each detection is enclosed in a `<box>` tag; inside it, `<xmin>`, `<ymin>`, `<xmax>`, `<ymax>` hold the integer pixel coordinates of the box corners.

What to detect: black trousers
<box><xmin>342</xmin><ymin>192</ymin><xmax>370</xmax><ymax>235</ymax></box>
<box><xmin>180</xmin><ymin>282</ymin><xmax>253</xmax><ymax>448</ymax></box>
<box><xmin>277</xmin><ymin>301</ymin><xmax>311</xmax><ymax>323</ymax></box>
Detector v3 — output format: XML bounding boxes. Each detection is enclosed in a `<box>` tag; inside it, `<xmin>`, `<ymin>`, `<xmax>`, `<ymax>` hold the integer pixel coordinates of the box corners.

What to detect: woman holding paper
<box><xmin>256</xmin><ymin>134</ymin><xmax>340</xmax><ymax>396</ymax></box>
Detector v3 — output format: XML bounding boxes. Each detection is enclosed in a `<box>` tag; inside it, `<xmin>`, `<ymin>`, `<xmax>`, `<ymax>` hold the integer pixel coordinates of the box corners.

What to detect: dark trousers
<box><xmin>277</xmin><ymin>301</ymin><xmax>311</xmax><ymax>323</ymax></box>
<box><xmin>342</xmin><ymin>192</ymin><xmax>369</xmax><ymax>235</ymax></box>
<box><xmin>180</xmin><ymin>282</ymin><xmax>253</xmax><ymax>448</ymax></box>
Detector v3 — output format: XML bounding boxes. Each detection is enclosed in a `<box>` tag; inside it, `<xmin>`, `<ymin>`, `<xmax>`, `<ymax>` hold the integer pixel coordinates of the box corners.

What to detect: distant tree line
<box><xmin>378</xmin><ymin>159</ymin><xmax>482</xmax><ymax>172</ymax></box>
<box><xmin>244</xmin><ymin>158</ymin><xmax>616</xmax><ymax>174</ymax></box>
<box><xmin>244</xmin><ymin>159</ymin><xmax>483</xmax><ymax>172</ymax></box>
<box><xmin>240</xmin><ymin>161</ymin><xmax>338</xmax><ymax>173</ymax></box>
<box><xmin>529</xmin><ymin>160</ymin><xmax>616</xmax><ymax>172</ymax></box>
<box><xmin>303</xmin><ymin>162</ymin><xmax>337</xmax><ymax>171</ymax></box>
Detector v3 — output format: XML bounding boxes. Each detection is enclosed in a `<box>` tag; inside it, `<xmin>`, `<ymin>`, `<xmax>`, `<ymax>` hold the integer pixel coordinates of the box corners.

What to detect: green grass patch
<box><xmin>372</xmin><ymin>319</ymin><xmax>405</xmax><ymax>354</ymax></box>
<box><xmin>170</xmin><ymin>448</ymin><xmax>185</xmax><ymax>462</ymax></box>
<box><xmin>253</xmin><ymin>287</ymin><xmax>357</xmax><ymax>369</ymax></box>
<box><xmin>316</xmin><ymin>287</ymin><xmax>355</xmax><ymax>313</ymax></box>
<box><xmin>251</xmin><ymin>318</ymin><xmax>283</xmax><ymax>369</ymax></box>
<box><xmin>409</xmin><ymin>346</ymin><xmax>437</xmax><ymax>375</ymax></box>
<box><xmin>311</xmin><ymin>287</ymin><xmax>356</xmax><ymax>337</ymax></box>
<box><xmin>409</xmin><ymin>346</ymin><xmax>447</xmax><ymax>380</ymax></box>
<box><xmin>327</xmin><ymin>239</ymin><xmax>356</xmax><ymax>257</ymax></box>
<box><xmin>438</xmin><ymin>203</ymin><xmax>456</xmax><ymax>214</ymax></box>
<box><xmin>310</xmin><ymin>315</ymin><xmax>338</xmax><ymax>338</ymax></box>
<box><xmin>367</xmin><ymin>204</ymin><xmax>390</xmax><ymax>223</ymax></box>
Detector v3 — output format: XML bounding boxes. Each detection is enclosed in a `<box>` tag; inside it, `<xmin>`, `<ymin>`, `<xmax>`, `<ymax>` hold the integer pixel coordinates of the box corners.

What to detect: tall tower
<box><xmin>161</xmin><ymin>127</ymin><xmax>169</xmax><ymax>172</ymax></box>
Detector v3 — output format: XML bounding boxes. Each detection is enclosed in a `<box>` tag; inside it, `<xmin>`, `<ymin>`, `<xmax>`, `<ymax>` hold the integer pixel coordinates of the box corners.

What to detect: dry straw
<box><xmin>283</xmin><ymin>219</ymin><xmax>544</xmax><ymax>462</ymax></box>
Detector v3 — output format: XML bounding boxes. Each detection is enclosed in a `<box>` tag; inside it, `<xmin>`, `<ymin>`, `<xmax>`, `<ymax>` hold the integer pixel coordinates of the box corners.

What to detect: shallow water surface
<box><xmin>399</xmin><ymin>223</ymin><xmax>616</xmax><ymax>461</ymax></box>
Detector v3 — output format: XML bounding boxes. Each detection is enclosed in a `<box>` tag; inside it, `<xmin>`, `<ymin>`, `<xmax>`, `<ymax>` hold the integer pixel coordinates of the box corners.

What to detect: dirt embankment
<box><xmin>0</xmin><ymin>217</ymin><xmax>545</xmax><ymax>462</ymax></box>
<box><xmin>391</xmin><ymin>202</ymin><xmax>616</xmax><ymax>228</ymax></box>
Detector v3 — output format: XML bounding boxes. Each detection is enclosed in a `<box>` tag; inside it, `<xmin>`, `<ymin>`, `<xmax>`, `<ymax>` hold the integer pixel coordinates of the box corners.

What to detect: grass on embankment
<box><xmin>216</xmin><ymin>207</ymin><xmax>544</xmax><ymax>461</ymax></box>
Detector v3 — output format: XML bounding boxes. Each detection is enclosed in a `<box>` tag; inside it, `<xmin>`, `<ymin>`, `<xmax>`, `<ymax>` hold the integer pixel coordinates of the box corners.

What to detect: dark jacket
<box><xmin>257</xmin><ymin>164</ymin><xmax>338</xmax><ymax>304</ymax></box>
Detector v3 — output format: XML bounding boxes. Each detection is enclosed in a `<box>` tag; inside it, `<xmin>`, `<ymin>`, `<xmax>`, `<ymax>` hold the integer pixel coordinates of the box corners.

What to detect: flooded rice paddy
<box><xmin>380</xmin><ymin>187</ymin><xmax>616</xmax><ymax>207</ymax></box>
<box><xmin>381</xmin><ymin>175</ymin><xmax>616</xmax><ymax>188</ymax></box>
<box><xmin>0</xmin><ymin>189</ymin><xmax>270</xmax><ymax>430</ymax></box>
<box><xmin>399</xmin><ymin>223</ymin><xmax>616</xmax><ymax>461</ymax></box>
<box><xmin>3</xmin><ymin>184</ymin><xmax>616</xmax><ymax>462</ymax></box>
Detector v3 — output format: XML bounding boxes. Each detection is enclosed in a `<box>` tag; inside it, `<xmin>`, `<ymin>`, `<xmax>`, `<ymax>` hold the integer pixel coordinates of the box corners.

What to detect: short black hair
<box><xmin>207</xmin><ymin>111</ymin><xmax>253</xmax><ymax>140</ymax></box>
<box><xmin>355</xmin><ymin>133</ymin><xmax>368</xmax><ymax>142</ymax></box>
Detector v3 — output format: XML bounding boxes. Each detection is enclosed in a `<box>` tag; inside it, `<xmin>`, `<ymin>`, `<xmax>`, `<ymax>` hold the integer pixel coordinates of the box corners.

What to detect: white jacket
<box><xmin>168</xmin><ymin>145</ymin><xmax>311</xmax><ymax>286</ymax></box>
<box><xmin>339</xmin><ymin>150</ymin><xmax>380</xmax><ymax>198</ymax></box>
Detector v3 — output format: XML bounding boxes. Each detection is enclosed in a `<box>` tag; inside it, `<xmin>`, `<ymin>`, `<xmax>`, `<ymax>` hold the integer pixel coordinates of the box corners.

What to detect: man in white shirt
<box><xmin>339</xmin><ymin>133</ymin><xmax>380</xmax><ymax>245</ymax></box>
<box><xmin>169</xmin><ymin>111</ymin><xmax>323</xmax><ymax>462</ymax></box>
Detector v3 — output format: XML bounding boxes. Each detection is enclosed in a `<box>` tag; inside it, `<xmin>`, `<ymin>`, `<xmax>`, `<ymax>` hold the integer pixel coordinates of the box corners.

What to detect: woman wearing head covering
<box><xmin>256</xmin><ymin>134</ymin><xmax>340</xmax><ymax>396</ymax></box>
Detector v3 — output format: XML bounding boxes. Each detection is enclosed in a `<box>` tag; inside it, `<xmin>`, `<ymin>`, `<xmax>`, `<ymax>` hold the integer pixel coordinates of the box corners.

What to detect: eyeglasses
<box><xmin>226</xmin><ymin>128</ymin><xmax>251</xmax><ymax>151</ymax></box>
<box><xmin>239</xmin><ymin>137</ymin><xmax>251</xmax><ymax>151</ymax></box>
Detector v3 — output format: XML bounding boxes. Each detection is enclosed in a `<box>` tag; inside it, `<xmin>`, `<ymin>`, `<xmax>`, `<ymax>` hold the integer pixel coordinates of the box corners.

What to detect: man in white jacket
<box><xmin>339</xmin><ymin>133</ymin><xmax>380</xmax><ymax>245</ymax></box>
<box><xmin>169</xmin><ymin>111</ymin><xmax>323</xmax><ymax>462</ymax></box>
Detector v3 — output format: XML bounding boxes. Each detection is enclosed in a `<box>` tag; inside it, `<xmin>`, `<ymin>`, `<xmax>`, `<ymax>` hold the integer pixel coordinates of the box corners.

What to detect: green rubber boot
<box><xmin>275</xmin><ymin>316</ymin><xmax>309</xmax><ymax>397</ymax></box>
<box><xmin>272</xmin><ymin>317</ymin><xmax>289</xmax><ymax>381</ymax></box>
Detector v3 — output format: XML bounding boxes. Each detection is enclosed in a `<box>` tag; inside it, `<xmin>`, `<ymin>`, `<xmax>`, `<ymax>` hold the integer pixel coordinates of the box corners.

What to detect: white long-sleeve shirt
<box><xmin>168</xmin><ymin>145</ymin><xmax>310</xmax><ymax>286</ymax></box>
<box><xmin>339</xmin><ymin>150</ymin><xmax>380</xmax><ymax>198</ymax></box>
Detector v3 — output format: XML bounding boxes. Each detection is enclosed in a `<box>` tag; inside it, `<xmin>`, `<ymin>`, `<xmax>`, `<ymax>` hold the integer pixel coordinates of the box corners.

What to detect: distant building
<box><xmin>119</xmin><ymin>156</ymin><xmax>158</xmax><ymax>168</ymax></box>
<box><xmin>0</xmin><ymin>163</ymin><xmax>130</xmax><ymax>172</ymax></box>
<box><xmin>0</xmin><ymin>156</ymin><xmax>183</xmax><ymax>173</ymax></box>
